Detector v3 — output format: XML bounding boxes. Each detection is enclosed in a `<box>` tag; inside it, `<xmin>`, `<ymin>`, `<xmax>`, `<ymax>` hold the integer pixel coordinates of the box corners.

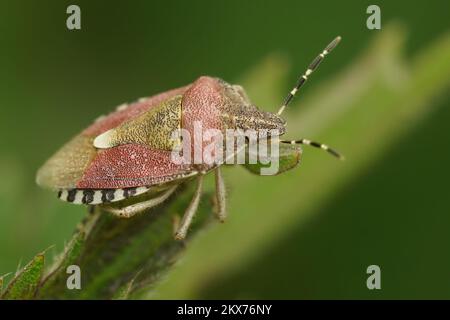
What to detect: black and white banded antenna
<box><xmin>280</xmin><ymin>139</ymin><xmax>345</xmax><ymax>160</ymax></box>
<box><xmin>277</xmin><ymin>36</ymin><xmax>341</xmax><ymax>116</ymax></box>
<box><xmin>278</xmin><ymin>37</ymin><xmax>344</xmax><ymax>160</ymax></box>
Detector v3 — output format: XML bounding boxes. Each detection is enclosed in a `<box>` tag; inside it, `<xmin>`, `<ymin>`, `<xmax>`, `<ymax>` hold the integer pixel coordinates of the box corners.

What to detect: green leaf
<box><xmin>35</xmin><ymin>183</ymin><xmax>214</xmax><ymax>299</ymax></box>
<box><xmin>2</xmin><ymin>253</ymin><xmax>45</xmax><ymax>299</ymax></box>
<box><xmin>0</xmin><ymin>273</ymin><xmax>9</xmax><ymax>294</ymax></box>
<box><xmin>112</xmin><ymin>270</ymin><xmax>141</xmax><ymax>300</ymax></box>
<box><xmin>37</xmin><ymin>231</ymin><xmax>85</xmax><ymax>297</ymax></box>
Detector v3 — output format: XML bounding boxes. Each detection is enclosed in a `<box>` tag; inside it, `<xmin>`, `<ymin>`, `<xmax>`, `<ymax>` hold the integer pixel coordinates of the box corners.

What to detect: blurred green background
<box><xmin>1</xmin><ymin>0</ymin><xmax>449</xmax><ymax>299</ymax></box>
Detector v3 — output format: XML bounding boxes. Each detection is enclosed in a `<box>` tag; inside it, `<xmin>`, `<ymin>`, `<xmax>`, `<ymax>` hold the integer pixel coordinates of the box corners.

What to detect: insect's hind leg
<box><xmin>174</xmin><ymin>175</ymin><xmax>204</xmax><ymax>240</ymax></box>
<box><xmin>101</xmin><ymin>185</ymin><xmax>178</xmax><ymax>218</ymax></box>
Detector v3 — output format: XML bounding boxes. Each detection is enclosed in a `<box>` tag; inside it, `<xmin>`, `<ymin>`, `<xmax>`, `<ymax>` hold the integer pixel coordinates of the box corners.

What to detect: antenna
<box><xmin>277</xmin><ymin>36</ymin><xmax>341</xmax><ymax>116</ymax></box>
<box><xmin>281</xmin><ymin>139</ymin><xmax>344</xmax><ymax>160</ymax></box>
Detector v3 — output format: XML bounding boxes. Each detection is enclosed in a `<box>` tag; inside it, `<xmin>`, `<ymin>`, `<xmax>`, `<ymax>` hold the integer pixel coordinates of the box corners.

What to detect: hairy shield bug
<box><xmin>36</xmin><ymin>37</ymin><xmax>343</xmax><ymax>240</ymax></box>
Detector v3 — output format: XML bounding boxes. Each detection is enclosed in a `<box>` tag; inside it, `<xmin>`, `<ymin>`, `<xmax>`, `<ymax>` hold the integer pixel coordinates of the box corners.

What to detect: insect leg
<box><xmin>214</xmin><ymin>167</ymin><xmax>227</xmax><ymax>222</ymax></box>
<box><xmin>174</xmin><ymin>175</ymin><xmax>204</xmax><ymax>240</ymax></box>
<box><xmin>281</xmin><ymin>139</ymin><xmax>344</xmax><ymax>160</ymax></box>
<box><xmin>277</xmin><ymin>36</ymin><xmax>341</xmax><ymax>116</ymax></box>
<box><xmin>102</xmin><ymin>185</ymin><xmax>178</xmax><ymax>218</ymax></box>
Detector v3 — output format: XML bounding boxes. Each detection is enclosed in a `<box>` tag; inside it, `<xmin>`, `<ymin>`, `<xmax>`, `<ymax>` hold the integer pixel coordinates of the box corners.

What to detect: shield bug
<box><xmin>36</xmin><ymin>37</ymin><xmax>343</xmax><ymax>240</ymax></box>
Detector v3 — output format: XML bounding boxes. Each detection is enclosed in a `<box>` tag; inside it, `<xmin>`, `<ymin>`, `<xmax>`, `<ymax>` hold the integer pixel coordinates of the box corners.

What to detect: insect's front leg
<box><xmin>101</xmin><ymin>185</ymin><xmax>178</xmax><ymax>218</ymax></box>
<box><xmin>174</xmin><ymin>175</ymin><xmax>204</xmax><ymax>240</ymax></box>
<box><xmin>214</xmin><ymin>167</ymin><xmax>227</xmax><ymax>222</ymax></box>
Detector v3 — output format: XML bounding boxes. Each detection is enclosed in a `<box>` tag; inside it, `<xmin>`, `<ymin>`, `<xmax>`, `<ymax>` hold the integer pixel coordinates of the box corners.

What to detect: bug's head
<box><xmin>218</xmin><ymin>78</ymin><xmax>286</xmax><ymax>137</ymax></box>
<box><xmin>221</xmin><ymin>36</ymin><xmax>345</xmax><ymax>164</ymax></box>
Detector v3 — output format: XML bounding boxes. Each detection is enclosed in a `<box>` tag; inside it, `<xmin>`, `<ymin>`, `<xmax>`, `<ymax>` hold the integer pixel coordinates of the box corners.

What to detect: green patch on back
<box><xmin>94</xmin><ymin>95</ymin><xmax>182</xmax><ymax>151</ymax></box>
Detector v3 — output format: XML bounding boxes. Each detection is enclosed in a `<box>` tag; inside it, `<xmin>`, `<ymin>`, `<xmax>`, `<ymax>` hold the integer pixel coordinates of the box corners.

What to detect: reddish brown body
<box><xmin>36</xmin><ymin>76</ymin><xmax>284</xmax><ymax>199</ymax></box>
<box><xmin>80</xmin><ymin>77</ymin><xmax>223</xmax><ymax>189</ymax></box>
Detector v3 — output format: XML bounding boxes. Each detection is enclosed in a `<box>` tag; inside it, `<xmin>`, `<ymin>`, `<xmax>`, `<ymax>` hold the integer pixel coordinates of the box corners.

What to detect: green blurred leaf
<box><xmin>151</xmin><ymin>25</ymin><xmax>450</xmax><ymax>299</ymax></box>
